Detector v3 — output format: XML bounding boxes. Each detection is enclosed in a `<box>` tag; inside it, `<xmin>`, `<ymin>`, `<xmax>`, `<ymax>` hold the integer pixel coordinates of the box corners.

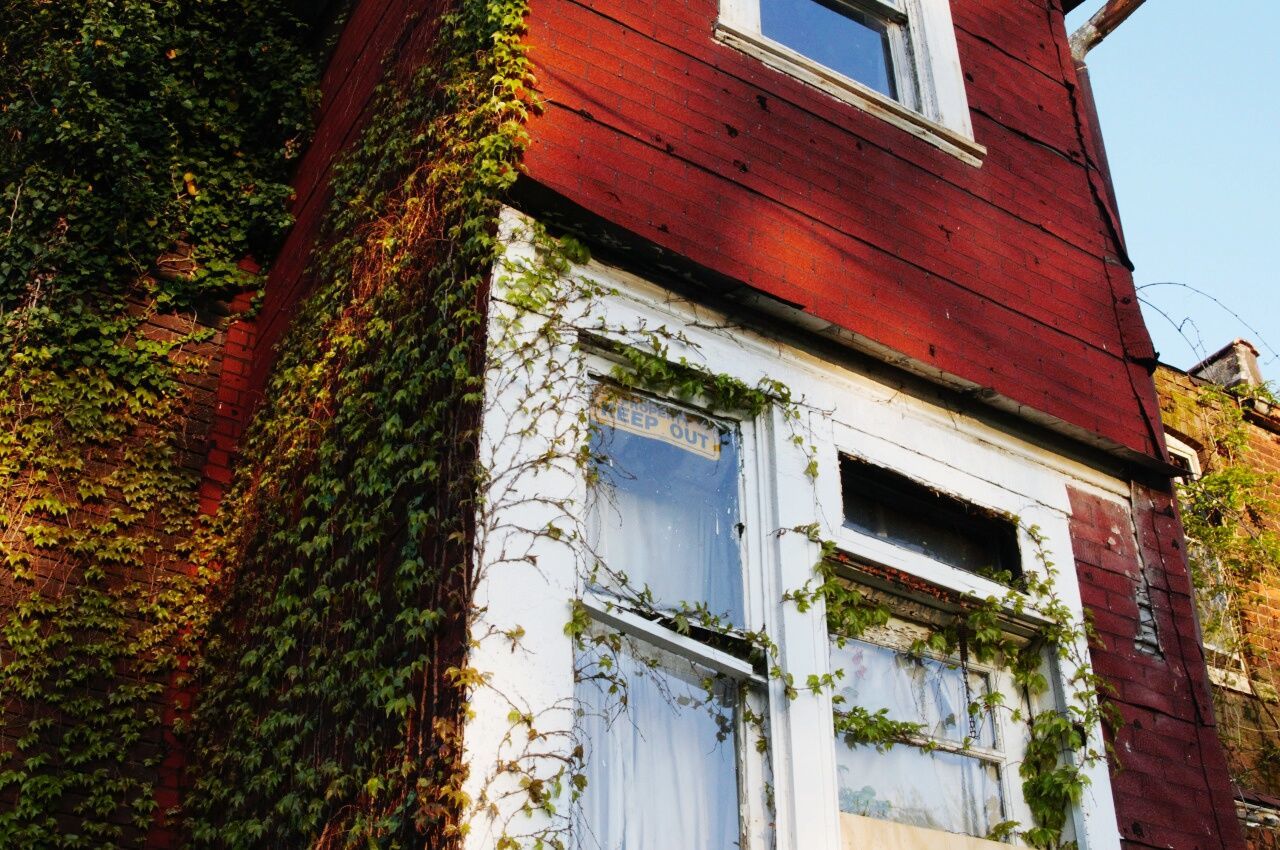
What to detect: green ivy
<box><xmin>0</xmin><ymin>1</ymin><xmax>323</xmax><ymax>845</ymax></box>
<box><xmin>1179</xmin><ymin>383</ymin><xmax>1280</xmax><ymax>638</ymax></box>
<box><xmin>1176</xmin><ymin>382</ymin><xmax>1280</xmax><ymax>789</ymax></box>
<box><xmin>181</xmin><ymin>0</ymin><xmax>537</xmax><ymax>846</ymax></box>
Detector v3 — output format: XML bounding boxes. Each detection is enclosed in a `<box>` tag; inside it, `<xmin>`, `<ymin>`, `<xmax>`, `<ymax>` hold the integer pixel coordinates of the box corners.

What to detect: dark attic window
<box><xmin>840</xmin><ymin>456</ymin><xmax>1020</xmax><ymax>579</ymax></box>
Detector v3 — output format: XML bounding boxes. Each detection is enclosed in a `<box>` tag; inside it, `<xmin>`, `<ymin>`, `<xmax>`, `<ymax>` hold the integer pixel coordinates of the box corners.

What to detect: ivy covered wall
<box><xmin>0</xmin><ymin>1</ymin><xmax>328</xmax><ymax>845</ymax></box>
<box><xmin>1</xmin><ymin>0</ymin><xmax>533</xmax><ymax>844</ymax></box>
<box><xmin>1156</xmin><ymin>364</ymin><xmax>1280</xmax><ymax>847</ymax></box>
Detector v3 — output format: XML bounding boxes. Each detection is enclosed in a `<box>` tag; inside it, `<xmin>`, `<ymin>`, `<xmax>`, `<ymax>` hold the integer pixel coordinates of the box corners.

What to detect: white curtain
<box><xmin>575</xmin><ymin>637</ymin><xmax>740</xmax><ymax>850</ymax></box>
<box><xmin>832</xmin><ymin>639</ymin><xmax>1005</xmax><ymax>837</ymax></box>
<box><xmin>588</xmin><ymin>413</ymin><xmax>743</xmax><ymax>623</ymax></box>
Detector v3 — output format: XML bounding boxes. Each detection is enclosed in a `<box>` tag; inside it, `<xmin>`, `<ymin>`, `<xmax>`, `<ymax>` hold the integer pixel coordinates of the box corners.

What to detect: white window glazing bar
<box><xmin>579</xmin><ymin>593</ymin><xmax>766</xmax><ymax>684</ymax></box>
<box><xmin>843</xmin><ymin>0</ymin><xmax>907</xmax><ymax>24</ymax></box>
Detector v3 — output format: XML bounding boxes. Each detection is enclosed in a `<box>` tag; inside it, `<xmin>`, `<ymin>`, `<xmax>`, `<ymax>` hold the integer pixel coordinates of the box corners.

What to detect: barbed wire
<box><xmin>1137</xmin><ymin>281</ymin><xmax>1280</xmax><ymax>366</ymax></box>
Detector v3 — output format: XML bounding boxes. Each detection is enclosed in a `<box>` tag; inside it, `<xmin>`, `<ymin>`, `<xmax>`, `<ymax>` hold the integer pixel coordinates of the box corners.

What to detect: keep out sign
<box><xmin>592</xmin><ymin>392</ymin><xmax>723</xmax><ymax>461</ymax></box>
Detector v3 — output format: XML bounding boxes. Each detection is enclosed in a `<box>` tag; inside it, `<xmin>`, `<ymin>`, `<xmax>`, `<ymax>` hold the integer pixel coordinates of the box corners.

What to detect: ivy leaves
<box><xmin>181</xmin><ymin>0</ymin><xmax>537</xmax><ymax>846</ymax></box>
<box><xmin>0</xmin><ymin>0</ymin><xmax>323</xmax><ymax>845</ymax></box>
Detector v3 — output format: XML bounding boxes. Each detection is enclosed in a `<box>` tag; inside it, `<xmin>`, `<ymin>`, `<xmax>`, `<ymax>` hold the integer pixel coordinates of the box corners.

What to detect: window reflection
<box><xmin>760</xmin><ymin>0</ymin><xmax>898</xmax><ymax>99</ymax></box>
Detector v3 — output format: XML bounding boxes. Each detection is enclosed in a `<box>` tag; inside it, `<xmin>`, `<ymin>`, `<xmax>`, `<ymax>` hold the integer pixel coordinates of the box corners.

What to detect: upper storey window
<box><xmin>718</xmin><ymin>0</ymin><xmax>984</xmax><ymax>165</ymax></box>
<box><xmin>759</xmin><ymin>0</ymin><xmax>908</xmax><ymax>101</ymax></box>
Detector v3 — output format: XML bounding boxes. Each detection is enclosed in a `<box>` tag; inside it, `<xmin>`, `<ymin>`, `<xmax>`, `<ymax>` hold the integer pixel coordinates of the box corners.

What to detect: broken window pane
<box><xmin>575</xmin><ymin>633</ymin><xmax>741</xmax><ymax>850</ymax></box>
<box><xmin>588</xmin><ymin>390</ymin><xmax>744</xmax><ymax>624</ymax></box>
<box><xmin>840</xmin><ymin>456</ymin><xmax>1020</xmax><ymax>578</ymax></box>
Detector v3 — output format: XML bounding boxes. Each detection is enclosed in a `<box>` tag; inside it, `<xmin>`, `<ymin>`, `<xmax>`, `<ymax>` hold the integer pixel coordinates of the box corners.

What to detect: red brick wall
<box><xmin>1156</xmin><ymin>365</ymin><xmax>1280</xmax><ymax>845</ymax></box>
<box><xmin>517</xmin><ymin>0</ymin><xmax>1163</xmax><ymax>462</ymax></box>
<box><xmin>152</xmin><ymin>288</ymin><xmax>259</xmax><ymax>848</ymax></box>
<box><xmin>0</xmin><ymin>278</ymin><xmax>259</xmax><ymax>847</ymax></box>
<box><xmin>242</xmin><ymin>0</ymin><xmax>1168</xmax><ymax>467</ymax></box>
<box><xmin>1070</xmin><ymin>485</ymin><xmax>1244</xmax><ymax>848</ymax></box>
<box><xmin>248</xmin><ymin>0</ymin><xmax>453</xmax><ymax>394</ymax></box>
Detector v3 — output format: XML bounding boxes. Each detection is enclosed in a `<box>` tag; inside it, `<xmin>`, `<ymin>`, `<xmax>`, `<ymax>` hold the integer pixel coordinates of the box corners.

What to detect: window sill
<box><xmin>714</xmin><ymin>22</ymin><xmax>986</xmax><ymax>168</ymax></box>
<box><xmin>841</xmin><ymin>813</ymin><xmax>1010</xmax><ymax>849</ymax></box>
<box><xmin>1207</xmin><ymin>662</ymin><xmax>1254</xmax><ymax>695</ymax></box>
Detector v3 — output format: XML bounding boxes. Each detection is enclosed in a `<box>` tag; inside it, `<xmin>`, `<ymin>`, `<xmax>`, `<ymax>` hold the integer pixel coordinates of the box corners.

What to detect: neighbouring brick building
<box><xmin>1158</xmin><ymin>340</ymin><xmax>1280</xmax><ymax>848</ymax></box>
<box><xmin>6</xmin><ymin>0</ymin><xmax>1250</xmax><ymax>848</ymax></box>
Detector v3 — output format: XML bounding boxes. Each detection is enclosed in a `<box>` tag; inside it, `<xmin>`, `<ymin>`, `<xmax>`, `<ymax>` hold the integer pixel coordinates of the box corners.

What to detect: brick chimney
<box><xmin>1190</xmin><ymin>339</ymin><xmax>1264</xmax><ymax>389</ymax></box>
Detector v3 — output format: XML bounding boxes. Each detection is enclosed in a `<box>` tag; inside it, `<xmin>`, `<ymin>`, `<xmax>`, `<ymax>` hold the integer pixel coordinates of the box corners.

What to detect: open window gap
<box><xmin>840</xmin><ymin>455</ymin><xmax>1022</xmax><ymax>580</ymax></box>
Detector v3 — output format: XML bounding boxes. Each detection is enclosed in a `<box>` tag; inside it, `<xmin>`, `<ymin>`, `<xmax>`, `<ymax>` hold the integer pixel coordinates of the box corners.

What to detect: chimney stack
<box><xmin>1190</xmin><ymin>339</ymin><xmax>1264</xmax><ymax>389</ymax></box>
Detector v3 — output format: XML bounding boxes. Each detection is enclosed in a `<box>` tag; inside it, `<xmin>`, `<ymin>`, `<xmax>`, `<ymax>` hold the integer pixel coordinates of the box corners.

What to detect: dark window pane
<box><xmin>839</xmin><ymin>457</ymin><xmax>1020</xmax><ymax>577</ymax></box>
<box><xmin>760</xmin><ymin>0</ymin><xmax>897</xmax><ymax>99</ymax></box>
<box><xmin>589</xmin><ymin>390</ymin><xmax>744</xmax><ymax>624</ymax></box>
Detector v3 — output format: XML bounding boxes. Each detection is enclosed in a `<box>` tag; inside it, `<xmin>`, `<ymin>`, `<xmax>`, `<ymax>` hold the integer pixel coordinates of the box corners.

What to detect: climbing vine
<box><xmin>1173</xmin><ymin>381</ymin><xmax>1280</xmax><ymax>790</ymax></box>
<box><xmin>180</xmin><ymin>0</ymin><xmax>537</xmax><ymax>846</ymax></box>
<box><xmin>1177</xmin><ymin>383</ymin><xmax>1280</xmax><ymax>657</ymax></box>
<box><xmin>0</xmin><ymin>1</ymin><xmax>324</xmax><ymax>845</ymax></box>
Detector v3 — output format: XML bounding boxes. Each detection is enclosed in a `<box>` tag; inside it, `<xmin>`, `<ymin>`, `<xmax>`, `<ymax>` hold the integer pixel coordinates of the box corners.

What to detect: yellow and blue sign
<box><xmin>592</xmin><ymin>392</ymin><xmax>723</xmax><ymax>461</ymax></box>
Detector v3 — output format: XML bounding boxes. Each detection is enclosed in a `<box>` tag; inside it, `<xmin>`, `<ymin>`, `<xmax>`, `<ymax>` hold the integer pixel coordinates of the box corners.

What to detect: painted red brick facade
<box><xmin>255</xmin><ymin>1</ymin><xmax>1166</xmax><ymax>472</ymax></box>
<box><xmin>1070</xmin><ymin>485</ymin><xmax>1243</xmax><ymax>848</ymax></box>
<box><xmin>517</xmin><ymin>0</ymin><xmax>1163</xmax><ymax>462</ymax></box>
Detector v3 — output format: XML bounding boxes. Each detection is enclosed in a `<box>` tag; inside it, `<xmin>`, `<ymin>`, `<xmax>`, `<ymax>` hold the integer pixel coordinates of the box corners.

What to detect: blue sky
<box><xmin>1064</xmin><ymin>1</ymin><xmax>1280</xmax><ymax>374</ymax></box>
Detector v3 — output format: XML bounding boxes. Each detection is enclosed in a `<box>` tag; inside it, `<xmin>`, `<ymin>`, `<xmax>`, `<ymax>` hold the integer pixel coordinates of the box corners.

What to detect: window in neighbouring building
<box><xmin>1166</xmin><ymin>433</ymin><xmax>1251</xmax><ymax>689</ymax></box>
<box><xmin>716</xmin><ymin>0</ymin><xmax>981</xmax><ymax>161</ymax></box>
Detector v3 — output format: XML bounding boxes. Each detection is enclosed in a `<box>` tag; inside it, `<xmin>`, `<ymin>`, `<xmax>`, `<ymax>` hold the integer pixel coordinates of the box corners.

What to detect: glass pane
<box><xmin>760</xmin><ymin>0</ymin><xmax>898</xmax><ymax>99</ymax></box>
<box><xmin>837</xmin><ymin>742</ymin><xmax>1004</xmax><ymax>837</ymax></box>
<box><xmin>833</xmin><ymin>638</ymin><xmax>996</xmax><ymax>748</ymax></box>
<box><xmin>588</xmin><ymin>390</ymin><xmax>744</xmax><ymax>625</ymax></box>
<box><xmin>575</xmin><ymin>633</ymin><xmax>741</xmax><ymax>850</ymax></box>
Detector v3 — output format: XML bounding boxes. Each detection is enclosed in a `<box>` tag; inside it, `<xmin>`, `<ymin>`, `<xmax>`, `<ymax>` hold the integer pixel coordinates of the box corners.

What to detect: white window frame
<box><xmin>571</xmin><ymin>381</ymin><xmax>774</xmax><ymax>850</ymax></box>
<box><xmin>1164</xmin><ymin>433</ymin><xmax>1202</xmax><ymax>484</ymax></box>
<box><xmin>830</xmin><ymin>612</ymin><xmax>1035</xmax><ymax>845</ymax></box>
<box><xmin>466</xmin><ymin>211</ymin><xmax>1123</xmax><ymax>850</ymax></box>
<box><xmin>571</xmin><ymin>603</ymin><xmax>772</xmax><ymax>850</ymax></box>
<box><xmin>716</xmin><ymin>0</ymin><xmax>984</xmax><ymax>165</ymax></box>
